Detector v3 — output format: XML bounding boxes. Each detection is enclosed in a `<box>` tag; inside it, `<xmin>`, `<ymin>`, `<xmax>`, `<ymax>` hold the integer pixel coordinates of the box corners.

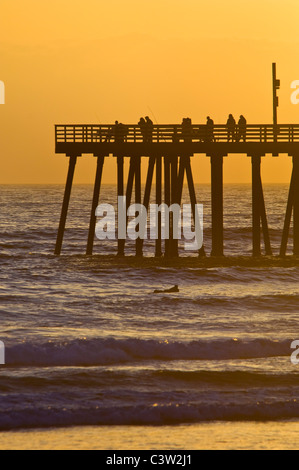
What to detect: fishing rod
<box><xmin>147</xmin><ymin>105</ymin><xmax>167</xmax><ymax>143</ymax></box>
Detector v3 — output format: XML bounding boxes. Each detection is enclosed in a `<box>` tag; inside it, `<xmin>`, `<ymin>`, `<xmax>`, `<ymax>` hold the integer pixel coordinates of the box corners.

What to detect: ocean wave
<box><xmin>190</xmin><ymin>293</ymin><xmax>299</xmax><ymax>311</ymax></box>
<box><xmin>152</xmin><ymin>369</ymin><xmax>299</xmax><ymax>387</ymax></box>
<box><xmin>143</xmin><ymin>293</ymin><xmax>299</xmax><ymax>313</ymax></box>
<box><xmin>5</xmin><ymin>337</ymin><xmax>292</xmax><ymax>367</ymax></box>
<box><xmin>1</xmin><ymin>400</ymin><xmax>299</xmax><ymax>430</ymax></box>
<box><xmin>2</xmin><ymin>369</ymin><xmax>299</xmax><ymax>392</ymax></box>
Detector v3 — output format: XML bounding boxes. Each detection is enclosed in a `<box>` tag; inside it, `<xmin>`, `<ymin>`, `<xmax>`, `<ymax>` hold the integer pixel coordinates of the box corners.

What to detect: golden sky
<box><xmin>0</xmin><ymin>0</ymin><xmax>299</xmax><ymax>184</ymax></box>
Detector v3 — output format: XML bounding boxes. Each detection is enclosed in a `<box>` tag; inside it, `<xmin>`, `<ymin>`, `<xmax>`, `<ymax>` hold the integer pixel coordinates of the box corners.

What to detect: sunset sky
<box><xmin>0</xmin><ymin>0</ymin><xmax>299</xmax><ymax>184</ymax></box>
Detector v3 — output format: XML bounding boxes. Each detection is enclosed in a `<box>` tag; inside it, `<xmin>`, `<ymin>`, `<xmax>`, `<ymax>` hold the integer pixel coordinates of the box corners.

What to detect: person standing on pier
<box><xmin>145</xmin><ymin>116</ymin><xmax>154</xmax><ymax>143</ymax></box>
<box><xmin>226</xmin><ymin>114</ymin><xmax>236</xmax><ymax>142</ymax></box>
<box><xmin>138</xmin><ymin>117</ymin><xmax>147</xmax><ymax>142</ymax></box>
<box><xmin>113</xmin><ymin>121</ymin><xmax>127</xmax><ymax>143</ymax></box>
<box><xmin>206</xmin><ymin>116</ymin><xmax>215</xmax><ymax>142</ymax></box>
<box><xmin>112</xmin><ymin>121</ymin><xmax>120</xmax><ymax>142</ymax></box>
<box><xmin>182</xmin><ymin>118</ymin><xmax>192</xmax><ymax>142</ymax></box>
<box><xmin>172</xmin><ymin>127</ymin><xmax>180</xmax><ymax>143</ymax></box>
<box><xmin>237</xmin><ymin>115</ymin><xmax>247</xmax><ymax>142</ymax></box>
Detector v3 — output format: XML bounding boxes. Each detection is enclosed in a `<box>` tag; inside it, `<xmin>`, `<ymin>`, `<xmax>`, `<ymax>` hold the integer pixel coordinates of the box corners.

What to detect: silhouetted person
<box><xmin>138</xmin><ymin>117</ymin><xmax>147</xmax><ymax>142</ymax></box>
<box><xmin>237</xmin><ymin>115</ymin><xmax>247</xmax><ymax>142</ymax></box>
<box><xmin>113</xmin><ymin>121</ymin><xmax>127</xmax><ymax>143</ymax></box>
<box><xmin>172</xmin><ymin>127</ymin><xmax>180</xmax><ymax>143</ymax></box>
<box><xmin>206</xmin><ymin>116</ymin><xmax>214</xmax><ymax>142</ymax></box>
<box><xmin>105</xmin><ymin>126</ymin><xmax>113</xmax><ymax>142</ymax></box>
<box><xmin>154</xmin><ymin>285</ymin><xmax>179</xmax><ymax>294</ymax></box>
<box><xmin>145</xmin><ymin>116</ymin><xmax>154</xmax><ymax>143</ymax></box>
<box><xmin>182</xmin><ymin>118</ymin><xmax>192</xmax><ymax>142</ymax></box>
<box><xmin>226</xmin><ymin>114</ymin><xmax>236</xmax><ymax>142</ymax></box>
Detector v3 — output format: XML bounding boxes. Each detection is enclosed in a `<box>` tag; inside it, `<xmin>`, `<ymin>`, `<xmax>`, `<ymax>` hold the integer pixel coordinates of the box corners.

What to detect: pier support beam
<box><xmin>280</xmin><ymin>169</ymin><xmax>294</xmax><ymax>257</ymax></box>
<box><xmin>280</xmin><ymin>155</ymin><xmax>299</xmax><ymax>256</ymax></box>
<box><xmin>117</xmin><ymin>156</ymin><xmax>125</xmax><ymax>256</ymax></box>
<box><xmin>252</xmin><ymin>156</ymin><xmax>262</xmax><ymax>257</ymax></box>
<box><xmin>55</xmin><ymin>155</ymin><xmax>77</xmax><ymax>255</ymax></box>
<box><xmin>164</xmin><ymin>156</ymin><xmax>171</xmax><ymax>258</ymax></box>
<box><xmin>210</xmin><ymin>154</ymin><xmax>224</xmax><ymax>257</ymax></box>
<box><xmin>251</xmin><ymin>155</ymin><xmax>272</xmax><ymax>257</ymax></box>
<box><xmin>155</xmin><ymin>155</ymin><xmax>162</xmax><ymax>257</ymax></box>
<box><xmin>135</xmin><ymin>156</ymin><xmax>143</xmax><ymax>257</ymax></box>
<box><xmin>171</xmin><ymin>156</ymin><xmax>179</xmax><ymax>257</ymax></box>
<box><xmin>117</xmin><ymin>156</ymin><xmax>136</xmax><ymax>257</ymax></box>
<box><xmin>117</xmin><ymin>155</ymin><xmax>143</xmax><ymax>257</ymax></box>
<box><xmin>86</xmin><ymin>155</ymin><xmax>105</xmax><ymax>255</ymax></box>
<box><xmin>185</xmin><ymin>156</ymin><xmax>205</xmax><ymax>257</ymax></box>
<box><xmin>164</xmin><ymin>154</ymin><xmax>181</xmax><ymax>258</ymax></box>
<box><xmin>140</xmin><ymin>155</ymin><xmax>156</xmax><ymax>255</ymax></box>
<box><xmin>293</xmin><ymin>155</ymin><xmax>299</xmax><ymax>255</ymax></box>
<box><xmin>176</xmin><ymin>155</ymin><xmax>205</xmax><ymax>257</ymax></box>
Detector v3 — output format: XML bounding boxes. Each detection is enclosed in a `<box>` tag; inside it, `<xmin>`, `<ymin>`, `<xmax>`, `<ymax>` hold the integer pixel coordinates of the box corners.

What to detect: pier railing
<box><xmin>55</xmin><ymin>124</ymin><xmax>299</xmax><ymax>145</ymax></box>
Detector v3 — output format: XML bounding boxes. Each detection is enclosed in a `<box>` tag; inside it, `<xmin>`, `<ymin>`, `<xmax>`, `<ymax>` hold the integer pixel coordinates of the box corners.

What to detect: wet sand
<box><xmin>1</xmin><ymin>421</ymin><xmax>299</xmax><ymax>450</ymax></box>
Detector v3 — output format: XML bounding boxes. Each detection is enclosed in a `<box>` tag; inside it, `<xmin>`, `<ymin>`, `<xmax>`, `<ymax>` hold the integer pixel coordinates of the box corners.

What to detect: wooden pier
<box><xmin>54</xmin><ymin>123</ymin><xmax>299</xmax><ymax>259</ymax></box>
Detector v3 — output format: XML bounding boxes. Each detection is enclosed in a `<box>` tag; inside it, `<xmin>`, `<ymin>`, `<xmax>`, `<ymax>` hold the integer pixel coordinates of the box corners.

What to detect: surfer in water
<box><xmin>154</xmin><ymin>285</ymin><xmax>179</xmax><ymax>294</ymax></box>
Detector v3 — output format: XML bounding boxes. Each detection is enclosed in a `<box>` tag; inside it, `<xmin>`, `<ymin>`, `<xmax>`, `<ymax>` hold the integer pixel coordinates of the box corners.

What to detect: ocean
<box><xmin>0</xmin><ymin>183</ymin><xmax>299</xmax><ymax>450</ymax></box>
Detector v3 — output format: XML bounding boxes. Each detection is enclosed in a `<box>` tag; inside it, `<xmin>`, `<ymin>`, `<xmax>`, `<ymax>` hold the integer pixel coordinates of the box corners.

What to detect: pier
<box><xmin>54</xmin><ymin>123</ymin><xmax>299</xmax><ymax>259</ymax></box>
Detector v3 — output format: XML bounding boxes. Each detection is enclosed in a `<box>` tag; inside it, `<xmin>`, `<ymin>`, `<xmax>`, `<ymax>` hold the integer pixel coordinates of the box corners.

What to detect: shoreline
<box><xmin>1</xmin><ymin>421</ymin><xmax>299</xmax><ymax>450</ymax></box>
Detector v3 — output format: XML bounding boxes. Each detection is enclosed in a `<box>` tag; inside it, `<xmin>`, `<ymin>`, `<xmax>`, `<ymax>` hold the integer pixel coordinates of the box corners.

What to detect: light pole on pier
<box><xmin>272</xmin><ymin>63</ymin><xmax>280</xmax><ymax>142</ymax></box>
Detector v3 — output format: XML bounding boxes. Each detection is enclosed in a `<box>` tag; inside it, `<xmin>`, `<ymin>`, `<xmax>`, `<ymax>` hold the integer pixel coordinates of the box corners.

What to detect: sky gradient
<box><xmin>0</xmin><ymin>0</ymin><xmax>299</xmax><ymax>184</ymax></box>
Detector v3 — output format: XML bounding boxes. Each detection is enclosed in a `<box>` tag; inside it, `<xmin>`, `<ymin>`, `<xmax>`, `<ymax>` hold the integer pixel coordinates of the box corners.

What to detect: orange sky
<box><xmin>0</xmin><ymin>0</ymin><xmax>299</xmax><ymax>184</ymax></box>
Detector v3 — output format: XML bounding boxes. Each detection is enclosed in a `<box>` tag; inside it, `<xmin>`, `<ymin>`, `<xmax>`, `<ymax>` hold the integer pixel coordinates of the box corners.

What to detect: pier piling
<box><xmin>55</xmin><ymin>155</ymin><xmax>77</xmax><ymax>256</ymax></box>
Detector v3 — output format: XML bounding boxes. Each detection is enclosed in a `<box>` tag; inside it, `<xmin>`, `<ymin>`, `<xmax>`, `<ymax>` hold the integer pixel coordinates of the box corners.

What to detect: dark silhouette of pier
<box><xmin>54</xmin><ymin>121</ymin><xmax>299</xmax><ymax>259</ymax></box>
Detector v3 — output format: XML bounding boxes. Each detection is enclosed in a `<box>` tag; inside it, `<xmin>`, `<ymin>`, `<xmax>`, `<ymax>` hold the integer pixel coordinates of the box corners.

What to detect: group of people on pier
<box><xmin>226</xmin><ymin>114</ymin><xmax>247</xmax><ymax>142</ymax></box>
<box><xmin>105</xmin><ymin>114</ymin><xmax>247</xmax><ymax>143</ymax></box>
<box><xmin>138</xmin><ymin>116</ymin><xmax>154</xmax><ymax>143</ymax></box>
<box><xmin>182</xmin><ymin>114</ymin><xmax>247</xmax><ymax>143</ymax></box>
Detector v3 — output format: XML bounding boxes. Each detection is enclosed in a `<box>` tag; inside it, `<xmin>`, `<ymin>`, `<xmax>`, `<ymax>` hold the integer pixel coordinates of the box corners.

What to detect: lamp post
<box><xmin>272</xmin><ymin>63</ymin><xmax>280</xmax><ymax>143</ymax></box>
